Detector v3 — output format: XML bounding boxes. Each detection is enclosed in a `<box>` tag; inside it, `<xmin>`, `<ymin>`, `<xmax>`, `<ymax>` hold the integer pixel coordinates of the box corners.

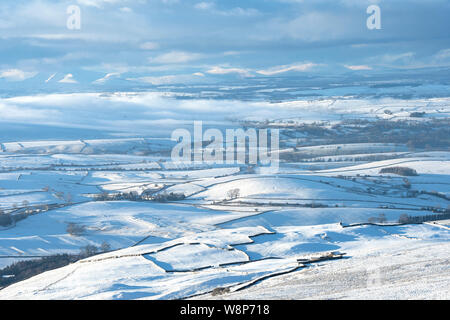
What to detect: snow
<box><xmin>144</xmin><ymin>243</ymin><xmax>249</xmax><ymax>271</ymax></box>
<box><xmin>196</xmin><ymin>230</ymin><xmax>450</xmax><ymax>300</ymax></box>
<box><xmin>1</xmin><ymin>223</ymin><xmax>448</xmax><ymax>300</ymax></box>
<box><xmin>0</xmin><ymin>95</ymin><xmax>449</xmax><ymax>299</ymax></box>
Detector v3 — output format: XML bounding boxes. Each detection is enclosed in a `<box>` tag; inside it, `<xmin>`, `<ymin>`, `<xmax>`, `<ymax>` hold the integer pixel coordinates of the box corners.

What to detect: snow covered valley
<box><xmin>0</xmin><ymin>96</ymin><xmax>449</xmax><ymax>300</ymax></box>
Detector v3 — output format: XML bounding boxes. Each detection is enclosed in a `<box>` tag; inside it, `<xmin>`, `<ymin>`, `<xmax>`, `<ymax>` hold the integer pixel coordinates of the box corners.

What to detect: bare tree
<box><xmin>227</xmin><ymin>188</ymin><xmax>240</xmax><ymax>200</ymax></box>
<box><xmin>67</xmin><ymin>223</ymin><xmax>85</xmax><ymax>236</ymax></box>
<box><xmin>398</xmin><ymin>214</ymin><xmax>410</xmax><ymax>224</ymax></box>
<box><xmin>65</xmin><ymin>193</ymin><xmax>73</xmax><ymax>204</ymax></box>
<box><xmin>368</xmin><ymin>216</ymin><xmax>377</xmax><ymax>224</ymax></box>
<box><xmin>100</xmin><ymin>241</ymin><xmax>111</xmax><ymax>252</ymax></box>
<box><xmin>80</xmin><ymin>245</ymin><xmax>98</xmax><ymax>258</ymax></box>
<box><xmin>403</xmin><ymin>178</ymin><xmax>411</xmax><ymax>189</ymax></box>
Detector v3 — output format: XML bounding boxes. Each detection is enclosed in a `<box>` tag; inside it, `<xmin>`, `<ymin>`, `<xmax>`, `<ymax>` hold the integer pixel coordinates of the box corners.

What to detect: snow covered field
<box><xmin>0</xmin><ymin>96</ymin><xmax>449</xmax><ymax>300</ymax></box>
<box><xmin>1</xmin><ymin>222</ymin><xmax>448</xmax><ymax>300</ymax></box>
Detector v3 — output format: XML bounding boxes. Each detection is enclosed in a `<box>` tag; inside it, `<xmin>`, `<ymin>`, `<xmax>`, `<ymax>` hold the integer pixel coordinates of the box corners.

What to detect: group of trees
<box><xmin>67</xmin><ymin>223</ymin><xmax>86</xmax><ymax>236</ymax></box>
<box><xmin>53</xmin><ymin>191</ymin><xmax>73</xmax><ymax>204</ymax></box>
<box><xmin>367</xmin><ymin>211</ymin><xmax>450</xmax><ymax>225</ymax></box>
<box><xmin>410</xmin><ymin>112</ymin><xmax>426</xmax><ymax>118</ymax></box>
<box><xmin>0</xmin><ymin>208</ymin><xmax>35</xmax><ymax>227</ymax></box>
<box><xmin>95</xmin><ymin>191</ymin><xmax>140</xmax><ymax>201</ymax></box>
<box><xmin>152</xmin><ymin>192</ymin><xmax>186</xmax><ymax>202</ymax></box>
<box><xmin>79</xmin><ymin>242</ymin><xmax>111</xmax><ymax>258</ymax></box>
<box><xmin>226</xmin><ymin>188</ymin><xmax>241</xmax><ymax>200</ymax></box>
<box><xmin>0</xmin><ymin>212</ymin><xmax>13</xmax><ymax>227</ymax></box>
<box><xmin>95</xmin><ymin>191</ymin><xmax>186</xmax><ymax>203</ymax></box>
<box><xmin>0</xmin><ymin>254</ymin><xmax>79</xmax><ymax>288</ymax></box>
<box><xmin>0</xmin><ymin>203</ymin><xmax>55</xmax><ymax>227</ymax></box>
<box><xmin>276</xmin><ymin>118</ymin><xmax>450</xmax><ymax>152</ymax></box>
<box><xmin>379</xmin><ymin>166</ymin><xmax>418</xmax><ymax>176</ymax></box>
<box><xmin>0</xmin><ymin>242</ymin><xmax>112</xmax><ymax>289</ymax></box>
<box><xmin>398</xmin><ymin>212</ymin><xmax>450</xmax><ymax>224</ymax></box>
<box><xmin>368</xmin><ymin>213</ymin><xmax>387</xmax><ymax>224</ymax></box>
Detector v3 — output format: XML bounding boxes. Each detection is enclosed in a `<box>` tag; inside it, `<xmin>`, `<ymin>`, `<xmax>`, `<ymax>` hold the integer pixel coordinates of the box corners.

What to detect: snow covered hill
<box><xmin>0</xmin><ymin>96</ymin><xmax>449</xmax><ymax>300</ymax></box>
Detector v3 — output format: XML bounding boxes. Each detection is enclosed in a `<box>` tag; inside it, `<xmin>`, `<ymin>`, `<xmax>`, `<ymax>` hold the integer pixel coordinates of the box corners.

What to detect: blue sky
<box><xmin>0</xmin><ymin>0</ymin><xmax>449</xmax><ymax>91</ymax></box>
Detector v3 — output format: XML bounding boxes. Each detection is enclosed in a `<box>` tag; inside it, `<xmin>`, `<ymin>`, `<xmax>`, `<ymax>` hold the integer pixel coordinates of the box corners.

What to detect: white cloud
<box><xmin>194</xmin><ymin>2</ymin><xmax>259</xmax><ymax>16</ymax></box>
<box><xmin>220</xmin><ymin>7</ymin><xmax>260</xmax><ymax>16</ymax></box>
<box><xmin>149</xmin><ymin>51</ymin><xmax>204</xmax><ymax>64</ymax></box>
<box><xmin>0</xmin><ymin>69</ymin><xmax>37</xmax><ymax>81</ymax></box>
<box><xmin>29</xmin><ymin>33</ymin><xmax>125</xmax><ymax>42</ymax></box>
<box><xmin>120</xmin><ymin>7</ymin><xmax>133</xmax><ymax>13</ymax></box>
<box><xmin>206</xmin><ymin>66</ymin><xmax>252</xmax><ymax>77</ymax></box>
<box><xmin>128</xmin><ymin>75</ymin><xmax>177</xmax><ymax>85</ymax></box>
<box><xmin>206</xmin><ymin>63</ymin><xmax>318</xmax><ymax>77</ymax></box>
<box><xmin>195</xmin><ymin>2</ymin><xmax>214</xmax><ymax>10</ymax></box>
<box><xmin>223</xmin><ymin>51</ymin><xmax>241</xmax><ymax>56</ymax></box>
<box><xmin>59</xmin><ymin>74</ymin><xmax>78</xmax><ymax>84</ymax></box>
<box><xmin>140</xmin><ymin>42</ymin><xmax>160</xmax><ymax>50</ymax></box>
<box><xmin>277</xmin><ymin>0</ymin><xmax>381</xmax><ymax>8</ymax></box>
<box><xmin>433</xmin><ymin>48</ymin><xmax>450</xmax><ymax>61</ymax></box>
<box><xmin>367</xmin><ymin>49</ymin><xmax>450</xmax><ymax>70</ymax></box>
<box><xmin>367</xmin><ymin>52</ymin><xmax>417</xmax><ymax>68</ymax></box>
<box><xmin>0</xmin><ymin>0</ymin><xmax>151</xmax><ymax>44</ymax></box>
<box><xmin>93</xmin><ymin>72</ymin><xmax>121</xmax><ymax>84</ymax></box>
<box><xmin>45</xmin><ymin>73</ymin><xmax>57</xmax><ymax>83</ymax></box>
<box><xmin>26</xmin><ymin>52</ymin><xmax>93</xmax><ymax>67</ymax></box>
<box><xmin>344</xmin><ymin>65</ymin><xmax>372</xmax><ymax>71</ymax></box>
<box><xmin>268</xmin><ymin>11</ymin><xmax>360</xmax><ymax>42</ymax></box>
<box><xmin>76</xmin><ymin>0</ymin><xmax>125</xmax><ymax>8</ymax></box>
<box><xmin>379</xmin><ymin>52</ymin><xmax>415</xmax><ymax>64</ymax></box>
<box><xmin>126</xmin><ymin>74</ymin><xmax>196</xmax><ymax>85</ymax></box>
<box><xmin>256</xmin><ymin>63</ymin><xmax>317</xmax><ymax>75</ymax></box>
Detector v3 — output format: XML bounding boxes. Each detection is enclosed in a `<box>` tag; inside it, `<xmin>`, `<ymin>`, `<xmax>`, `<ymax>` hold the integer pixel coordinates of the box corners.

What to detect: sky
<box><xmin>0</xmin><ymin>0</ymin><xmax>449</xmax><ymax>92</ymax></box>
